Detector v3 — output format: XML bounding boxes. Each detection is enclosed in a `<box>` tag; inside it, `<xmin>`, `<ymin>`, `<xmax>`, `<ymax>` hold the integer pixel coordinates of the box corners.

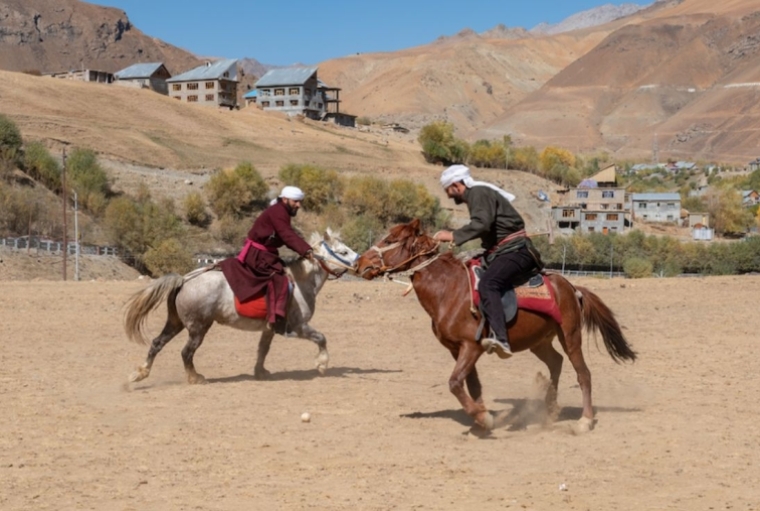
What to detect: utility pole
<box><xmin>73</xmin><ymin>191</ymin><xmax>80</xmax><ymax>282</ymax></box>
<box><xmin>62</xmin><ymin>148</ymin><xmax>67</xmax><ymax>281</ymax></box>
<box><xmin>609</xmin><ymin>243</ymin><xmax>614</xmax><ymax>278</ymax></box>
<box><xmin>652</xmin><ymin>132</ymin><xmax>659</xmax><ymax>166</ymax></box>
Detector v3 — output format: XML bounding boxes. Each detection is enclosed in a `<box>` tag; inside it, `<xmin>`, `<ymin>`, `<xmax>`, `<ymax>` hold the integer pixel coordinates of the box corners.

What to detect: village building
<box><xmin>243</xmin><ymin>89</ymin><xmax>258</xmax><ymax>106</ymax></box>
<box><xmin>113</xmin><ymin>62</ymin><xmax>171</xmax><ymax>94</ymax></box>
<box><xmin>166</xmin><ymin>59</ymin><xmax>238</xmax><ymax>109</ymax></box>
<box><xmin>254</xmin><ymin>67</ymin><xmax>356</xmax><ymax>127</ymax></box>
<box><xmin>49</xmin><ymin>69</ymin><xmax>113</xmax><ymax>83</ymax></box>
<box><xmin>742</xmin><ymin>190</ymin><xmax>760</xmax><ymax>207</ymax></box>
<box><xmin>551</xmin><ymin>183</ymin><xmax>627</xmax><ymax>234</ymax></box>
<box><xmin>748</xmin><ymin>158</ymin><xmax>760</xmax><ymax>171</ymax></box>
<box><xmin>630</xmin><ymin>193</ymin><xmax>681</xmax><ymax>223</ymax></box>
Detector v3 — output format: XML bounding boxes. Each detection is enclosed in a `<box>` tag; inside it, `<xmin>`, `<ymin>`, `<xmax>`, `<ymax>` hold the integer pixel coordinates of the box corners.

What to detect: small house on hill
<box><xmin>49</xmin><ymin>69</ymin><xmax>113</xmax><ymax>83</ymax></box>
<box><xmin>114</xmin><ymin>62</ymin><xmax>171</xmax><ymax>94</ymax></box>
<box><xmin>589</xmin><ymin>164</ymin><xmax>618</xmax><ymax>187</ymax></box>
<box><xmin>742</xmin><ymin>190</ymin><xmax>760</xmax><ymax>207</ymax></box>
<box><xmin>167</xmin><ymin>59</ymin><xmax>238</xmax><ymax>109</ymax></box>
<box><xmin>254</xmin><ymin>67</ymin><xmax>355</xmax><ymax>126</ymax></box>
<box><xmin>631</xmin><ymin>193</ymin><xmax>680</xmax><ymax>223</ymax></box>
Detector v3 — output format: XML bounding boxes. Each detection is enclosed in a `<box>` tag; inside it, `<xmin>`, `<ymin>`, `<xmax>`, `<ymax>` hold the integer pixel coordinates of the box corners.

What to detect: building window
<box><xmin>611</xmin><ymin>226</ymin><xmax>618</xmax><ymax>232</ymax></box>
<box><xmin>187</xmin><ymin>95</ymin><xmax>198</xmax><ymax>102</ymax></box>
<box><xmin>275</xmin><ymin>100</ymin><xmax>284</xmax><ymax>107</ymax></box>
<box><xmin>585</xmin><ymin>213</ymin><xmax>598</xmax><ymax>221</ymax></box>
<box><xmin>206</xmin><ymin>82</ymin><xmax>215</xmax><ymax>89</ymax></box>
<box><xmin>562</xmin><ymin>210</ymin><xmax>575</xmax><ymax>218</ymax></box>
<box><xmin>172</xmin><ymin>83</ymin><xmax>181</xmax><ymax>91</ymax></box>
<box><xmin>261</xmin><ymin>101</ymin><xmax>270</xmax><ymax>107</ymax></box>
<box><xmin>602</xmin><ymin>191</ymin><xmax>614</xmax><ymax>198</ymax></box>
<box><xmin>638</xmin><ymin>202</ymin><xmax>647</xmax><ymax>209</ymax></box>
<box><xmin>588</xmin><ymin>226</ymin><xmax>595</xmax><ymax>232</ymax></box>
<box><xmin>600</xmin><ymin>204</ymin><xmax>609</xmax><ymax>210</ymax></box>
<box><xmin>290</xmin><ymin>100</ymin><xmax>299</xmax><ymax>106</ymax></box>
<box><xmin>223</xmin><ymin>72</ymin><xmax>229</xmax><ymax>78</ymax></box>
<box><xmin>274</xmin><ymin>88</ymin><xmax>285</xmax><ymax>96</ymax></box>
<box><xmin>187</xmin><ymin>82</ymin><xmax>199</xmax><ymax>90</ymax></box>
<box><xmin>261</xmin><ymin>89</ymin><xmax>271</xmax><ymax>96</ymax></box>
<box><xmin>607</xmin><ymin>214</ymin><xmax>619</xmax><ymax>221</ymax></box>
<box><xmin>205</xmin><ymin>94</ymin><xmax>215</xmax><ymax>101</ymax></box>
<box><xmin>289</xmin><ymin>87</ymin><xmax>299</xmax><ymax>95</ymax></box>
<box><xmin>667</xmin><ymin>203</ymin><xmax>676</xmax><ymax>208</ymax></box>
<box><xmin>173</xmin><ymin>96</ymin><xmax>181</xmax><ymax>100</ymax></box>
<box><xmin>667</xmin><ymin>215</ymin><xmax>674</xmax><ymax>221</ymax></box>
<box><xmin>576</xmin><ymin>191</ymin><xmax>588</xmax><ymax>198</ymax></box>
<box><xmin>318</xmin><ymin>103</ymin><xmax>323</xmax><ymax>108</ymax></box>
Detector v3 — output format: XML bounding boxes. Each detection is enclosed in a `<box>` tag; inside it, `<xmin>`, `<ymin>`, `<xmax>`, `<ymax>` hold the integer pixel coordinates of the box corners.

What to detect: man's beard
<box><xmin>285</xmin><ymin>203</ymin><xmax>298</xmax><ymax>217</ymax></box>
<box><xmin>453</xmin><ymin>196</ymin><xmax>464</xmax><ymax>205</ymax></box>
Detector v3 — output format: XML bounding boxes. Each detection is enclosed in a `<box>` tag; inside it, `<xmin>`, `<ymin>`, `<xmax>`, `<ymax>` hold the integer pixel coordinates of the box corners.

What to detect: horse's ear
<box><xmin>324</xmin><ymin>227</ymin><xmax>333</xmax><ymax>241</ymax></box>
<box><xmin>409</xmin><ymin>218</ymin><xmax>421</xmax><ymax>234</ymax></box>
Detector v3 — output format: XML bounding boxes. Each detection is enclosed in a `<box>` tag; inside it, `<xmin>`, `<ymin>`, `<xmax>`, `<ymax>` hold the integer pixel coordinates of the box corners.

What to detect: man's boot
<box><xmin>273</xmin><ymin>316</ymin><xmax>288</xmax><ymax>335</ymax></box>
<box><xmin>481</xmin><ymin>337</ymin><xmax>513</xmax><ymax>359</ymax></box>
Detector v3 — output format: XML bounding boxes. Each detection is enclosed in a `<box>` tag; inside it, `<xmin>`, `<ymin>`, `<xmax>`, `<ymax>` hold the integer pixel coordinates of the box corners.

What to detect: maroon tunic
<box><xmin>220</xmin><ymin>200</ymin><xmax>312</xmax><ymax>323</ymax></box>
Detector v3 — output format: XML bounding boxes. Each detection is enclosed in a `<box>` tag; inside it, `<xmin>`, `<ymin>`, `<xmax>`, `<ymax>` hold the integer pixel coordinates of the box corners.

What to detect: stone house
<box><xmin>114</xmin><ymin>62</ymin><xmax>172</xmax><ymax>94</ymax></box>
<box><xmin>630</xmin><ymin>193</ymin><xmax>681</xmax><ymax>223</ymax></box>
<box><xmin>742</xmin><ymin>190</ymin><xmax>760</xmax><ymax>207</ymax></box>
<box><xmin>254</xmin><ymin>67</ymin><xmax>355</xmax><ymax>126</ymax></box>
<box><xmin>552</xmin><ymin>187</ymin><xmax>626</xmax><ymax>234</ymax></box>
<box><xmin>49</xmin><ymin>69</ymin><xmax>113</xmax><ymax>83</ymax></box>
<box><xmin>166</xmin><ymin>59</ymin><xmax>238</xmax><ymax>109</ymax></box>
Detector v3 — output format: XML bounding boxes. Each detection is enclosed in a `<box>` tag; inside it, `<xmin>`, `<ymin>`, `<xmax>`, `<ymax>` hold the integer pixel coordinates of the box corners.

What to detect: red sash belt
<box><xmin>237</xmin><ymin>239</ymin><xmax>276</xmax><ymax>263</ymax></box>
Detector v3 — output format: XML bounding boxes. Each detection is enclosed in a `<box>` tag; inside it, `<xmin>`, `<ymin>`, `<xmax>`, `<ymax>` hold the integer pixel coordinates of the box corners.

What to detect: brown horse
<box><xmin>355</xmin><ymin>219</ymin><xmax>636</xmax><ymax>433</ymax></box>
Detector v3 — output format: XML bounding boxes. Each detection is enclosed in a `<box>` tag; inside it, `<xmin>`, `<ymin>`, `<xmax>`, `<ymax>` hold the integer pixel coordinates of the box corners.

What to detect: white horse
<box><xmin>124</xmin><ymin>229</ymin><xmax>358</xmax><ymax>384</ymax></box>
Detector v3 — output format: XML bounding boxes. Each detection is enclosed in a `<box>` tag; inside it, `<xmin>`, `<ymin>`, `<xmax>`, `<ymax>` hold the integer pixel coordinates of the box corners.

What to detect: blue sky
<box><xmin>88</xmin><ymin>1</ymin><xmax>648</xmax><ymax>65</ymax></box>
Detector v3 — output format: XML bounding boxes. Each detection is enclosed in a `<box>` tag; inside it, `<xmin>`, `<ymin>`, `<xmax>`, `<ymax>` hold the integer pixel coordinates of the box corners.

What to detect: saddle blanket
<box><xmin>234</xmin><ymin>280</ymin><xmax>294</xmax><ymax>319</ymax></box>
<box><xmin>467</xmin><ymin>259</ymin><xmax>563</xmax><ymax>325</ymax></box>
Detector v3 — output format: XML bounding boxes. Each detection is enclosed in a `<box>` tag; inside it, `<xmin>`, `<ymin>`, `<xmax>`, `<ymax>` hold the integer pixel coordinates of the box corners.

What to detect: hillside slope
<box><xmin>0</xmin><ymin>0</ymin><xmax>200</xmax><ymax>74</ymax></box>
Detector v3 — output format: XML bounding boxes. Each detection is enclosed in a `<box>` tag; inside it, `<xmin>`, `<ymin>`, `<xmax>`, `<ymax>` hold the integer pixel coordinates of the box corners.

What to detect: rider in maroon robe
<box><xmin>220</xmin><ymin>186</ymin><xmax>313</xmax><ymax>330</ymax></box>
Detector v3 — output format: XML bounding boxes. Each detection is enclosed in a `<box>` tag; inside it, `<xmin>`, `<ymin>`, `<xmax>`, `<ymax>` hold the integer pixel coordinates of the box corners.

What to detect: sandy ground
<box><xmin>1</xmin><ymin>274</ymin><xmax>759</xmax><ymax>510</ymax></box>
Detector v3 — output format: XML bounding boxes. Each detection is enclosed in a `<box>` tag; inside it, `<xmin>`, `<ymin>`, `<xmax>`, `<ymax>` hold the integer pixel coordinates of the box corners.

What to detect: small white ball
<box><xmin>300</xmin><ymin>412</ymin><xmax>311</xmax><ymax>423</ymax></box>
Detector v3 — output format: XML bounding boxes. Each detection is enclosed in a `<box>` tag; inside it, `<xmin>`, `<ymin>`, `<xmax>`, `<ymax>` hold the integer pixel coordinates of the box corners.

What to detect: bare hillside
<box><xmin>478</xmin><ymin>0</ymin><xmax>760</xmax><ymax>163</ymax></box>
<box><xmin>0</xmin><ymin>0</ymin><xmax>200</xmax><ymax>74</ymax></box>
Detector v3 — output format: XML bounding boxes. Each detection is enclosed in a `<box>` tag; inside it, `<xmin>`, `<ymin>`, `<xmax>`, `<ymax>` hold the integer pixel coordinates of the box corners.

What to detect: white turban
<box><xmin>279</xmin><ymin>186</ymin><xmax>305</xmax><ymax>201</ymax></box>
<box><xmin>439</xmin><ymin>165</ymin><xmax>516</xmax><ymax>202</ymax></box>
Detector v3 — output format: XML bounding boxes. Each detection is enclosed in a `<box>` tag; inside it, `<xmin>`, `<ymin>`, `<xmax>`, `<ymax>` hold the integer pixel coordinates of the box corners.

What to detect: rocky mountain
<box><xmin>530</xmin><ymin>2</ymin><xmax>649</xmax><ymax>35</ymax></box>
<box><xmin>0</xmin><ymin>0</ymin><xmax>200</xmax><ymax>75</ymax></box>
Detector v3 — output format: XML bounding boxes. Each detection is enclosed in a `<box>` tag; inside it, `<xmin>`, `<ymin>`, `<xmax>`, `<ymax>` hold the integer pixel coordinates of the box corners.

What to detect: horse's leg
<box><xmin>448</xmin><ymin>346</ymin><xmax>483</xmax><ymax>405</ymax></box>
<box><xmin>292</xmin><ymin>323</ymin><xmax>329</xmax><ymax>375</ymax></box>
<box><xmin>253</xmin><ymin>328</ymin><xmax>275</xmax><ymax>380</ymax></box>
<box><xmin>558</xmin><ymin>324</ymin><xmax>595</xmax><ymax>433</ymax></box>
<box><xmin>449</xmin><ymin>341</ymin><xmax>492</xmax><ymax>430</ymax></box>
<box><xmin>530</xmin><ymin>339</ymin><xmax>563</xmax><ymax>423</ymax></box>
<box><xmin>181</xmin><ymin>322</ymin><xmax>212</xmax><ymax>384</ymax></box>
<box><xmin>129</xmin><ymin>316</ymin><xmax>184</xmax><ymax>383</ymax></box>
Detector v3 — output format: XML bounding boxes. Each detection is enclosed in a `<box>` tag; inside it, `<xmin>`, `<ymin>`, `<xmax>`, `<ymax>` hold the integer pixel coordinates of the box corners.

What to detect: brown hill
<box><xmin>476</xmin><ymin>0</ymin><xmax>760</xmax><ymax>163</ymax></box>
<box><xmin>0</xmin><ymin>0</ymin><xmax>200</xmax><ymax>75</ymax></box>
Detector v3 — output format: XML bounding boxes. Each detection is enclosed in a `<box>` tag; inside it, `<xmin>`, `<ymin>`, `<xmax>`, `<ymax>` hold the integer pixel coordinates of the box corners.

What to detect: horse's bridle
<box><xmin>361</xmin><ymin>237</ymin><xmax>441</xmax><ymax>278</ymax></box>
<box><xmin>312</xmin><ymin>240</ymin><xmax>357</xmax><ymax>280</ymax></box>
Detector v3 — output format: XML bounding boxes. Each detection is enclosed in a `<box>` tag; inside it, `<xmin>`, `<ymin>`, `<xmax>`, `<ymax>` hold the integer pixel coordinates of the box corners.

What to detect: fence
<box><xmin>1</xmin><ymin>236</ymin><xmax>119</xmax><ymax>256</ymax></box>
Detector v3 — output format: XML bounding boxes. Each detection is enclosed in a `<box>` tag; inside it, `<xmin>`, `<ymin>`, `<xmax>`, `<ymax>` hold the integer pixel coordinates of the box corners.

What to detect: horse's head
<box><xmin>355</xmin><ymin>219</ymin><xmax>438</xmax><ymax>280</ymax></box>
<box><xmin>310</xmin><ymin>228</ymin><xmax>359</xmax><ymax>278</ymax></box>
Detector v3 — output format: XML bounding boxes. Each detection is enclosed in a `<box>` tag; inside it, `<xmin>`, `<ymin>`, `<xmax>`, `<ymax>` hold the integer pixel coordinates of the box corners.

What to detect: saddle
<box><xmin>466</xmin><ymin>259</ymin><xmax>563</xmax><ymax>338</ymax></box>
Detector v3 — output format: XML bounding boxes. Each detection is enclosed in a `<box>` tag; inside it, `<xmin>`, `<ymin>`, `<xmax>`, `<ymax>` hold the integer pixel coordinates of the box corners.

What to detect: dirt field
<box><xmin>1</xmin><ymin>274</ymin><xmax>759</xmax><ymax>510</ymax></box>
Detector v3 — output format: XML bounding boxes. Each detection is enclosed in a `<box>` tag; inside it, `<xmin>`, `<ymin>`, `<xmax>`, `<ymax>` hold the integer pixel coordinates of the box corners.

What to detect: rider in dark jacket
<box><xmin>433</xmin><ymin>165</ymin><xmax>542</xmax><ymax>359</ymax></box>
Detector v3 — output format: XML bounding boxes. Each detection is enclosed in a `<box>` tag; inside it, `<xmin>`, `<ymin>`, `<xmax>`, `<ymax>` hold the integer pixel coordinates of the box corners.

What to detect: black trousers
<box><xmin>478</xmin><ymin>245</ymin><xmax>537</xmax><ymax>343</ymax></box>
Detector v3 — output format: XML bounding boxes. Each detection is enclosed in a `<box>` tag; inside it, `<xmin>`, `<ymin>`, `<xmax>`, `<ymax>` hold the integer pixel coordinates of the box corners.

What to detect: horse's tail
<box><xmin>124</xmin><ymin>273</ymin><xmax>186</xmax><ymax>345</ymax></box>
<box><xmin>576</xmin><ymin>285</ymin><xmax>637</xmax><ymax>363</ymax></box>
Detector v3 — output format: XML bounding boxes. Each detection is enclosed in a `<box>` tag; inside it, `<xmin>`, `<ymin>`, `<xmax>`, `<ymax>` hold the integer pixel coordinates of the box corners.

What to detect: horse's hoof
<box><xmin>253</xmin><ymin>368</ymin><xmax>271</xmax><ymax>381</ymax></box>
<box><xmin>316</xmin><ymin>364</ymin><xmax>327</xmax><ymax>376</ymax></box>
<box><xmin>572</xmin><ymin>416</ymin><xmax>595</xmax><ymax>435</ymax></box>
<box><xmin>128</xmin><ymin>367</ymin><xmax>149</xmax><ymax>383</ymax></box>
<box><xmin>188</xmin><ymin>373</ymin><xmax>207</xmax><ymax>385</ymax></box>
<box><xmin>476</xmin><ymin>412</ymin><xmax>494</xmax><ymax>431</ymax></box>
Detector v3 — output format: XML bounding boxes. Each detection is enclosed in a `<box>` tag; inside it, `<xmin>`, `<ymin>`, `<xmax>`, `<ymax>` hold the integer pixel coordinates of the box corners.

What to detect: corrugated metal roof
<box><xmin>114</xmin><ymin>62</ymin><xmax>166</xmax><ymax>79</ymax></box>
<box><xmin>243</xmin><ymin>89</ymin><xmax>258</xmax><ymax>98</ymax></box>
<box><xmin>167</xmin><ymin>59</ymin><xmax>238</xmax><ymax>82</ymax></box>
<box><xmin>631</xmin><ymin>193</ymin><xmax>680</xmax><ymax>201</ymax></box>
<box><xmin>255</xmin><ymin>67</ymin><xmax>317</xmax><ymax>87</ymax></box>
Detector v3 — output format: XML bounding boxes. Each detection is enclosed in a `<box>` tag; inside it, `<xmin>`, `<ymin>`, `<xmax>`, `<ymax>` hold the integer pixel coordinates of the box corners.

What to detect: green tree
<box><xmin>142</xmin><ymin>238</ymin><xmax>196</xmax><ymax>276</ymax></box>
<box><xmin>278</xmin><ymin>163</ymin><xmax>343</xmax><ymax>212</ymax></box>
<box><xmin>0</xmin><ymin>114</ymin><xmax>22</xmax><ymax>163</ymax></box>
<box><xmin>417</xmin><ymin>121</ymin><xmax>468</xmax><ymax>165</ymax></box>
<box><xmin>23</xmin><ymin>141</ymin><xmax>62</xmax><ymax>192</ymax></box>
<box><xmin>205</xmin><ymin>162</ymin><xmax>267</xmax><ymax>219</ymax></box>
<box><xmin>66</xmin><ymin>148</ymin><xmax>110</xmax><ymax>215</ymax></box>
